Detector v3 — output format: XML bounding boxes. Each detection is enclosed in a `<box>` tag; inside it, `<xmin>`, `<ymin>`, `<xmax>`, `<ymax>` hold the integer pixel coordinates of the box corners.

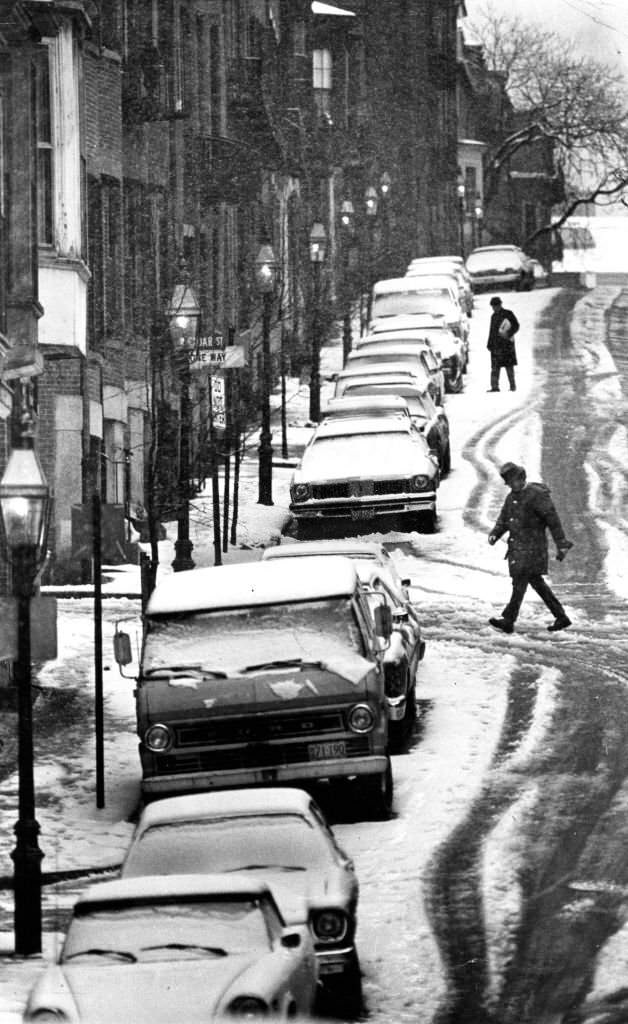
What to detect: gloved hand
<box><xmin>488</xmin><ymin>534</ymin><xmax>498</xmax><ymax>546</ymax></box>
<box><xmin>556</xmin><ymin>540</ymin><xmax>574</xmax><ymax>561</ymax></box>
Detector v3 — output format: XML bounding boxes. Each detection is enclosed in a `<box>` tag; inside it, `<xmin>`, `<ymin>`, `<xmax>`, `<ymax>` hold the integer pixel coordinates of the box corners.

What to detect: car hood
<box><xmin>30</xmin><ymin>955</ymin><xmax>268</xmax><ymax>1024</ymax></box>
<box><xmin>139</xmin><ymin>661</ymin><xmax>378</xmax><ymax>721</ymax></box>
<box><xmin>295</xmin><ymin>438</ymin><xmax>436</xmax><ymax>484</ymax></box>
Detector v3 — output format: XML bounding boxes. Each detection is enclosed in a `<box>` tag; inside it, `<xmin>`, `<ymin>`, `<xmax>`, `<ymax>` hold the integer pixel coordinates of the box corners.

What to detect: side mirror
<box><xmin>281</xmin><ymin>931</ymin><xmax>302</xmax><ymax>950</ymax></box>
<box><xmin>401</xmin><ymin>578</ymin><xmax>411</xmax><ymax>588</ymax></box>
<box><xmin>374</xmin><ymin>603</ymin><xmax>393</xmax><ymax>639</ymax></box>
<box><xmin>113</xmin><ymin>630</ymin><xmax>132</xmax><ymax>667</ymax></box>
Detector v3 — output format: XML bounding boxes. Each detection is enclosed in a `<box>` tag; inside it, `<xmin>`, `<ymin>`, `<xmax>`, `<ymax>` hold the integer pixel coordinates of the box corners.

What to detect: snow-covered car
<box><xmin>466</xmin><ymin>244</ymin><xmax>535</xmax><ymax>291</ymax></box>
<box><xmin>289</xmin><ymin>417</ymin><xmax>439</xmax><ymax>531</ymax></box>
<box><xmin>406</xmin><ymin>256</ymin><xmax>474</xmax><ymax>315</ymax></box>
<box><xmin>322</xmin><ymin>393</ymin><xmax>413</xmax><ymax>427</ymax></box>
<box><xmin>117</xmin><ymin>557</ymin><xmax>394</xmax><ymax>815</ymax></box>
<box><xmin>362</xmin><ymin>312</ymin><xmax>469</xmax><ymax>373</ymax></box>
<box><xmin>22</xmin><ymin>874</ymin><xmax>319</xmax><ymax>1024</ymax></box>
<box><xmin>336</xmin><ymin>378</ymin><xmax>451</xmax><ymax>476</ymax></box>
<box><xmin>121</xmin><ymin>787</ymin><xmax>362</xmax><ymax>1013</ymax></box>
<box><xmin>344</xmin><ymin>343</ymin><xmax>446</xmax><ymax>405</ymax></box>
<box><xmin>334</xmin><ymin>360</ymin><xmax>433</xmax><ymax>401</ymax></box>
<box><xmin>262</xmin><ymin>538</ymin><xmax>413</xmax><ymax>599</ymax></box>
<box><xmin>369</xmin><ymin>276</ymin><xmax>469</xmax><ymax>344</ymax></box>
<box><xmin>354</xmin><ymin>333</ymin><xmax>459</xmax><ymax>396</ymax></box>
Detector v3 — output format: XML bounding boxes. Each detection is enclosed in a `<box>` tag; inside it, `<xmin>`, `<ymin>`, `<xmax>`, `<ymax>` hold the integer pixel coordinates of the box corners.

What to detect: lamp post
<box><xmin>0</xmin><ymin>411</ymin><xmax>50</xmax><ymax>956</ymax></box>
<box><xmin>457</xmin><ymin>176</ymin><xmax>466</xmax><ymax>258</ymax></box>
<box><xmin>379</xmin><ymin>172</ymin><xmax>392</xmax><ymax>277</ymax></box>
<box><xmin>308</xmin><ymin>222</ymin><xmax>327</xmax><ymax>423</ymax></box>
<box><xmin>339</xmin><ymin>200</ymin><xmax>354</xmax><ymax>363</ymax></box>
<box><xmin>474</xmin><ymin>193</ymin><xmax>483</xmax><ymax>248</ymax></box>
<box><xmin>363</xmin><ymin>186</ymin><xmax>378</xmax><ymax>333</ymax></box>
<box><xmin>166</xmin><ymin>255</ymin><xmax>200</xmax><ymax>572</ymax></box>
<box><xmin>255</xmin><ymin>244</ymin><xmax>277</xmax><ymax>506</ymax></box>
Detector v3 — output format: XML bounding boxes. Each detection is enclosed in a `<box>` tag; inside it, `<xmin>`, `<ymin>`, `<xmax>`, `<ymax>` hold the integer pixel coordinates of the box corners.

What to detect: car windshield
<box><xmin>467</xmin><ymin>251</ymin><xmax>520</xmax><ymax>270</ymax></box>
<box><xmin>372</xmin><ymin>291</ymin><xmax>454</xmax><ymax>318</ymax></box>
<box><xmin>124</xmin><ymin>814</ymin><xmax>332</xmax><ymax>878</ymax></box>
<box><xmin>62</xmin><ymin>898</ymin><xmax>272</xmax><ymax>962</ymax></box>
<box><xmin>345</xmin><ymin>383</ymin><xmax>431</xmax><ymax>406</ymax></box>
<box><xmin>143</xmin><ymin>599</ymin><xmax>364</xmax><ymax>675</ymax></box>
<box><xmin>306</xmin><ymin>431</ymin><xmax>414</xmax><ymax>466</ymax></box>
<box><xmin>348</xmin><ymin>353</ymin><xmax>422</xmax><ymax>368</ymax></box>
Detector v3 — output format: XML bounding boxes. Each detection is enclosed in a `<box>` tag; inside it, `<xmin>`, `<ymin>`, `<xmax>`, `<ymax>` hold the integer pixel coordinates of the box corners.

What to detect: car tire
<box><xmin>441</xmin><ymin>444</ymin><xmax>451</xmax><ymax>476</ymax></box>
<box><xmin>446</xmin><ymin>370</ymin><xmax>463</xmax><ymax>394</ymax></box>
<box><xmin>361</xmin><ymin>757</ymin><xmax>393</xmax><ymax>820</ymax></box>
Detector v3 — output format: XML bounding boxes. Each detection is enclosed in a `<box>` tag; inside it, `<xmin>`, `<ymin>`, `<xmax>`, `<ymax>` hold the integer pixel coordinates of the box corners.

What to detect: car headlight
<box><xmin>290</xmin><ymin>482</ymin><xmax>312</xmax><ymax>503</ymax></box>
<box><xmin>227</xmin><ymin>996</ymin><xmax>269</xmax><ymax>1018</ymax></box>
<box><xmin>311</xmin><ymin>909</ymin><xmax>349</xmax><ymax>943</ymax></box>
<box><xmin>410</xmin><ymin>474</ymin><xmax>430</xmax><ymax>491</ymax></box>
<box><xmin>348</xmin><ymin>703</ymin><xmax>375</xmax><ymax>733</ymax></box>
<box><xmin>144</xmin><ymin>723</ymin><xmax>173</xmax><ymax>753</ymax></box>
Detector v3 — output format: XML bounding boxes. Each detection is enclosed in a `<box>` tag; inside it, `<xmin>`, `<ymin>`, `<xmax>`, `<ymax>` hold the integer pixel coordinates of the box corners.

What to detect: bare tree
<box><xmin>470</xmin><ymin>3</ymin><xmax>628</xmax><ymax>242</ymax></box>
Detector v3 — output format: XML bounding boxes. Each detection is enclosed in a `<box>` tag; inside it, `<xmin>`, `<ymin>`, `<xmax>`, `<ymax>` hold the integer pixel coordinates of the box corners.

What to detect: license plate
<box><xmin>350</xmin><ymin>507</ymin><xmax>375</xmax><ymax>521</ymax></box>
<box><xmin>319</xmin><ymin>962</ymin><xmax>346</xmax><ymax>975</ymax></box>
<box><xmin>308</xmin><ymin>741</ymin><xmax>346</xmax><ymax>761</ymax></box>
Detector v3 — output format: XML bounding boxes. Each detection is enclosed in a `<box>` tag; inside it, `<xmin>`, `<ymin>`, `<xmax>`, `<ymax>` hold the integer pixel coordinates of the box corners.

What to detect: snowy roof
<box><xmin>373</xmin><ymin>277</ymin><xmax>455</xmax><ymax>295</ymax></box>
<box><xmin>146</xmin><ymin>556</ymin><xmax>359</xmax><ymax>616</ymax></box>
<box><xmin>78</xmin><ymin>873</ymin><xmax>272</xmax><ymax>906</ymax></box>
<box><xmin>263</xmin><ymin>539</ymin><xmax>386</xmax><ymax>562</ymax></box>
<box><xmin>408</xmin><ymin>256</ymin><xmax>464</xmax><ymax>267</ymax></box>
<box><xmin>372</xmin><ymin>277</ymin><xmax>412</xmax><ymax>294</ymax></box>
<box><xmin>135</xmin><ymin>787</ymin><xmax>314</xmax><ymax>830</ymax></box>
<box><xmin>360</xmin><ymin>329</ymin><xmax>454</xmax><ymax>346</ymax></box>
<box><xmin>367</xmin><ymin>314</ymin><xmax>444</xmax><ymax>333</ymax></box>
<box><xmin>324</xmin><ymin>394</ymin><xmax>410</xmax><ymax>416</ymax></box>
<box><xmin>313</xmin><ymin>417</ymin><xmax>409</xmax><ymax>439</ymax></box>
<box><xmin>347</xmin><ymin>343</ymin><xmax>429</xmax><ymax>357</ymax></box>
<box><xmin>336</xmin><ymin>362</ymin><xmax>420</xmax><ymax>380</ymax></box>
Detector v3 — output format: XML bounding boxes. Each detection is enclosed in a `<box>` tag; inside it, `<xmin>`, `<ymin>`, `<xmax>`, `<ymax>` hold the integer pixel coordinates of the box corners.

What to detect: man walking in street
<box><xmin>488</xmin><ymin>462</ymin><xmax>574</xmax><ymax>634</ymax></box>
<box><xmin>487</xmin><ymin>296</ymin><xmax>519</xmax><ymax>392</ymax></box>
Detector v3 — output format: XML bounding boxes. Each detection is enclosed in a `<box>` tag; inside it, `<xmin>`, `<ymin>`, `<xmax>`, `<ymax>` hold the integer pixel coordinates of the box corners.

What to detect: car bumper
<box><xmin>142</xmin><ymin>755</ymin><xmax>390</xmax><ymax>796</ymax></box>
<box><xmin>290</xmin><ymin>493</ymin><xmax>437</xmax><ymax>520</ymax></box>
<box><xmin>469</xmin><ymin>272</ymin><xmax>521</xmax><ymax>290</ymax></box>
<box><xmin>386</xmin><ymin>695</ymin><xmax>407</xmax><ymax>721</ymax></box>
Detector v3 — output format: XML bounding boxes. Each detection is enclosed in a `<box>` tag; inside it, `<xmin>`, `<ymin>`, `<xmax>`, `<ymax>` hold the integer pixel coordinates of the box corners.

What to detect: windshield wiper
<box><xmin>141</xmin><ymin>942</ymin><xmax>228</xmax><ymax>957</ymax></box>
<box><xmin>64</xmin><ymin>947</ymin><xmax>137</xmax><ymax>963</ymax></box>
<box><xmin>225</xmin><ymin>863</ymin><xmax>306</xmax><ymax>872</ymax></box>
<box><xmin>144</xmin><ymin>666</ymin><xmax>227</xmax><ymax>679</ymax></box>
<box><xmin>242</xmin><ymin>658</ymin><xmax>324</xmax><ymax>673</ymax></box>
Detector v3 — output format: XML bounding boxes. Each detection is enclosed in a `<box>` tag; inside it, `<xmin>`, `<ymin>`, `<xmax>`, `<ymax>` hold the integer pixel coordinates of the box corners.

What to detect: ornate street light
<box><xmin>379</xmin><ymin>171</ymin><xmax>392</xmax><ymax>197</ymax></box>
<box><xmin>166</xmin><ymin>254</ymin><xmax>200</xmax><ymax>571</ymax></box>
<box><xmin>363</xmin><ymin>187</ymin><xmax>379</xmax><ymax>333</ymax></box>
<box><xmin>339</xmin><ymin>201</ymin><xmax>355</xmax><ymax>362</ymax></box>
<box><xmin>457</xmin><ymin>174</ymin><xmax>467</xmax><ymax>258</ymax></box>
<box><xmin>340</xmin><ymin>199</ymin><xmax>355</xmax><ymax>230</ymax></box>
<box><xmin>0</xmin><ymin>411</ymin><xmax>50</xmax><ymax>955</ymax></box>
<box><xmin>255</xmin><ymin>243</ymin><xmax>278</xmax><ymax>505</ymax></box>
<box><xmin>309</xmin><ymin>222</ymin><xmax>327</xmax><ymax>423</ymax></box>
<box><xmin>474</xmin><ymin>193</ymin><xmax>484</xmax><ymax>248</ymax></box>
<box><xmin>365</xmin><ymin>185</ymin><xmax>379</xmax><ymax>218</ymax></box>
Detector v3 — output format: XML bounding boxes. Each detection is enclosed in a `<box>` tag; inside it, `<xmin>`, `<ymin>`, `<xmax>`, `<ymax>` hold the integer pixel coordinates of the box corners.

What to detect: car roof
<box><xmin>77</xmin><ymin>873</ymin><xmax>274</xmax><ymax>907</ymax></box>
<box><xmin>347</xmin><ymin>344</ymin><xmax>428</xmax><ymax>356</ymax></box>
<box><xmin>368</xmin><ymin>314</ymin><xmax>444</xmax><ymax>332</ymax></box>
<box><xmin>362</xmin><ymin>328</ymin><xmax>454</xmax><ymax>344</ymax></box>
<box><xmin>323</xmin><ymin>394</ymin><xmax>410</xmax><ymax>415</ymax></box>
<box><xmin>345</xmin><ymin>380</ymin><xmax>430</xmax><ymax>399</ymax></box>
<box><xmin>408</xmin><ymin>255</ymin><xmax>464</xmax><ymax>266</ymax></box>
<box><xmin>471</xmin><ymin>245</ymin><xmax>520</xmax><ymax>253</ymax></box>
<box><xmin>372</xmin><ymin>276</ymin><xmax>455</xmax><ymax>294</ymax></box>
<box><xmin>313</xmin><ymin>417</ymin><xmax>411</xmax><ymax>438</ymax></box>
<box><xmin>136</xmin><ymin>787</ymin><xmax>316</xmax><ymax>830</ymax></box>
<box><xmin>146</xmin><ymin>556</ymin><xmax>359</xmax><ymax>616</ymax></box>
<box><xmin>336</xmin><ymin>361</ymin><xmax>422</xmax><ymax>379</ymax></box>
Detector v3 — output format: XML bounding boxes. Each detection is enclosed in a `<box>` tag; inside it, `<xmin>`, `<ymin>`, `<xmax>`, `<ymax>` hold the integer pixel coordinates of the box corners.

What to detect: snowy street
<box><xmin>2</xmin><ymin>283</ymin><xmax>628</xmax><ymax>1023</ymax></box>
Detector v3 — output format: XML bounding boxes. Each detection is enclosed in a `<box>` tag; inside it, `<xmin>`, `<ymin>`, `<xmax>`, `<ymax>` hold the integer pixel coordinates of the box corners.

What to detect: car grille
<box><xmin>177</xmin><ymin>710</ymin><xmax>345</xmax><ymax>746</ymax></box>
<box><xmin>311</xmin><ymin>479</ymin><xmax>414</xmax><ymax>500</ymax></box>
<box><xmin>156</xmin><ymin>736</ymin><xmax>372</xmax><ymax>775</ymax></box>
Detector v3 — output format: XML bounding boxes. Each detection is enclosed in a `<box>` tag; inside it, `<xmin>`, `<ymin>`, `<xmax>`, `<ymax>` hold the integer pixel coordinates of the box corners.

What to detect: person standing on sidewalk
<box><xmin>487</xmin><ymin>296</ymin><xmax>520</xmax><ymax>392</ymax></box>
<box><xmin>488</xmin><ymin>462</ymin><xmax>574</xmax><ymax>634</ymax></box>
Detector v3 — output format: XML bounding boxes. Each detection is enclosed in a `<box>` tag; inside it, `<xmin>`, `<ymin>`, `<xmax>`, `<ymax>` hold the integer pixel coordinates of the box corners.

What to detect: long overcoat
<box><xmin>487</xmin><ymin>308</ymin><xmax>520</xmax><ymax>367</ymax></box>
<box><xmin>491</xmin><ymin>483</ymin><xmax>569</xmax><ymax>576</ymax></box>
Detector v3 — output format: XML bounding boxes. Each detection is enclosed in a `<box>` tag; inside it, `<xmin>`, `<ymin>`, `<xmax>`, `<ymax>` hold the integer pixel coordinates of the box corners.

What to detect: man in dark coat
<box><xmin>487</xmin><ymin>296</ymin><xmax>520</xmax><ymax>392</ymax></box>
<box><xmin>488</xmin><ymin>462</ymin><xmax>573</xmax><ymax>634</ymax></box>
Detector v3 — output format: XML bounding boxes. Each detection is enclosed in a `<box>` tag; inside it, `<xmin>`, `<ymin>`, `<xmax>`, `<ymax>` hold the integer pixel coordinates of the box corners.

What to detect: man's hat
<box><xmin>500</xmin><ymin>462</ymin><xmax>526</xmax><ymax>484</ymax></box>
<box><xmin>490</xmin><ymin>296</ymin><xmax>503</xmax><ymax>307</ymax></box>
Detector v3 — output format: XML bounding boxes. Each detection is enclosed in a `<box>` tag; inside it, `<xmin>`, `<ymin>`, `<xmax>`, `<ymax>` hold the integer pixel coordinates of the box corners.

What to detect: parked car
<box><xmin>356</xmin><ymin>331</ymin><xmax>461</xmax><ymax>395</ymax></box>
<box><xmin>114</xmin><ymin>557</ymin><xmax>394</xmax><ymax>815</ymax></box>
<box><xmin>344</xmin><ymin>343</ymin><xmax>445</xmax><ymax>404</ymax></box>
<box><xmin>262</xmin><ymin>545</ymin><xmax>425</xmax><ymax>747</ymax></box>
<box><xmin>290</xmin><ymin>417</ymin><xmax>439</xmax><ymax>532</ymax></box>
<box><xmin>121</xmin><ymin>787</ymin><xmax>362</xmax><ymax>1013</ymax></box>
<box><xmin>369</xmin><ymin>277</ymin><xmax>469</xmax><ymax>342</ymax></box>
<box><xmin>322</xmin><ymin>393</ymin><xmax>413</xmax><ymax>427</ymax></box>
<box><xmin>338</xmin><ymin>378</ymin><xmax>450</xmax><ymax>476</ymax></box>
<box><xmin>22</xmin><ymin>874</ymin><xmax>319</xmax><ymax>1024</ymax></box>
<box><xmin>263</xmin><ymin>537</ymin><xmax>413</xmax><ymax>602</ymax></box>
<box><xmin>363</xmin><ymin>312</ymin><xmax>469</xmax><ymax>371</ymax></box>
<box><xmin>405</xmin><ymin>261</ymin><xmax>473</xmax><ymax>317</ymax></box>
<box><xmin>334</xmin><ymin>361</ymin><xmax>433</xmax><ymax>401</ymax></box>
<box><xmin>466</xmin><ymin>245</ymin><xmax>535</xmax><ymax>291</ymax></box>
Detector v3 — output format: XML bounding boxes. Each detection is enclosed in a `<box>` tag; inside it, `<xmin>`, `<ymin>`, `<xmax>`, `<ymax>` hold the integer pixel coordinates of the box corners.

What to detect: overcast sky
<box><xmin>463</xmin><ymin>0</ymin><xmax>628</xmax><ymax>80</ymax></box>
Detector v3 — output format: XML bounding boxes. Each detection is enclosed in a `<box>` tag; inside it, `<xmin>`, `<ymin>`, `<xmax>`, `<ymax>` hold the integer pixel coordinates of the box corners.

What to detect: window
<box><xmin>293</xmin><ymin>19</ymin><xmax>306</xmax><ymax>56</ymax></box>
<box><xmin>313</xmin><ymin>48</ymin><xmax>331</xmax><ymax>114</ymax></box>
<box><xmin>36</xmin><ymin>49</ymin><xmax>54</xmax><ymax>245</ymax></box>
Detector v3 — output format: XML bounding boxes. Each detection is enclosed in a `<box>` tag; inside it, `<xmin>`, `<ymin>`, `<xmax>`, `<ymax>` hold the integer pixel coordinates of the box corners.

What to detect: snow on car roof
<box><xmin>348</xmin><ymin>343</ymin><xmax>428</xmax><ymax>357</ymax></box>
<box><xmin>136</xmin><ymin>787</ymin><xmax>315</xmax><ymax>830</ymax></box>
<box><xmin>372</xmin><ymin>277</ymin><xmax>454</xmax><ymax>295</ymax></box>
<box><xmin>313</xmin><ymin>417</ymin><xmax>410</xmax><ymax>438</ymax></box>
<box><xmin>360</xmin><ymin>329</ymin><xmax>452</xmax><ymax>347</ymax></box>
<box><xmin>368</xmin><ymin>314</ymin><xmax>443</xmax><ymax>332</ymax></box>
<box><xmin>146</xmin><ymin>556</ymin><xmax>359</xmax><ymax>616</ymax></box>
<box><xmin>408</xmin><ymin>255</ymin><xmax>464</xmax><ymax>267</ymax></box>
<box><xmin>78</xmin><ymin>873</ymin><xmax>273</xmax><ymax>906</ymax></box>
<box><xmin>336</xmin><ymin>361</ymin><xmax>421</xmax><ymax>379</ymax></box>
<box><xmin>324</xmin><ymin>394</ymin><xmax>410</xmax><ymax>415</ymax></box>
<box><xmin>263</xmin><ymin>539</ymin><xmax>386</xmax><ymax>562</ymax></box>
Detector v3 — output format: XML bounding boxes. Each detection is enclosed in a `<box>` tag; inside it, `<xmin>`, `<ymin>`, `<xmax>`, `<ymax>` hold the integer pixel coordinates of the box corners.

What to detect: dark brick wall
<box><xmin>84</xmin><ymin>49</ymin><xmax>123</xmax><ymax>180</ymax></box>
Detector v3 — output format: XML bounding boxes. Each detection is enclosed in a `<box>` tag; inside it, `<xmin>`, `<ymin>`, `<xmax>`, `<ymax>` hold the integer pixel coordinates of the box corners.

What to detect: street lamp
<box><xmin>255</xmin><ymin>243</ymin><xmax>277</xmax><ymax>505</ymax></box>
<box><xmin>363</xmin><ymin>187</ymin><xmax>379</xmax><ymax>333</ymax></box>
<box><xmin>166</xmin><ymin>254</ymin><xmax>200</xmax><ymax>572</ymax></box>
<box><xmin>474</xmin><ymin>193</ymin><xmax>484</xmax><ymax>248</ymax></box>
<box><xmin>339</xmin><ymin>200</ymin><xmax>355</xmax><ymax>363</ymax></box>
<box><xmin>379</xmin><ymin>172</ymin><xmax>392</xmax><ymax>277</ymax></box>
<box><xmin>457</xmin><ymin>175</ymin><xmax>466</xmax><ymax>258</ymax></box>
<box><xmin>0</xmin><ymin>411</ymin><xmax>50</xmax><ymax>955</ymax></box>
<box><xmin>309</xmin><ymin>222</ymin><xmax>327</xmax><ymax>423</ymax></box>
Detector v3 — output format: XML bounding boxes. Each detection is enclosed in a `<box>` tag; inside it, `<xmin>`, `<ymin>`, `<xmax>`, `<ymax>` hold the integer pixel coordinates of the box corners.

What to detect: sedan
<box><xmin>338</xmin><ymin>378</ymin><xmax>451</xmax><ymax>476</ymax></box>
<box><xmin>356</xmin><ymin>333</ymin><xmax>458</xmax><ymax>396</ymax></box>
<box><xmin>121</xmin><ymin>788</ymin><xmax>361</xmax><ymax>1013</ymax></box>
<box><xmin>344</xmin><ymin>343</ymin><xmax>445</xmax><ymax>405</ymax></box>
<box><xmin>466</xmin><ymin>244</ymin><xmax>535</xmax><ymax>291</ymax></box>
<box><xmin>289</xmin><ymin>417</ymin><xmax>439</xmax><ymax>532</ymax></box>
<box><xmin>262</xmin><ymin>537</ymin><xmax>413</xmax><ymax>600</ymax></box>
<box><xmin>335</xmin><ymin>358</ymin><xmax>442</xmax><ymax>406</ymax></box>
<box><xmin>23</xmin><ymin>874</ymin><xmax>319</xmax><ymax>1024</ymax></box>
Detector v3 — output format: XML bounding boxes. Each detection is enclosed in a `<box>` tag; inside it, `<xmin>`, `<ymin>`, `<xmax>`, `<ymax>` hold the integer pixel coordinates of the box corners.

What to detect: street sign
<box><xmin>210</xmin><ymin>375</ymin><xmax>226</xmax><ymax>431</ymax></box>
<box><xmin>0</xmin><ymin>596</ymin><xmax>58</xmax><ymax>662</ymax></box>
<box><xmin>189</xmin><ymin>344</ymin><xmax>246</xmax><ymax>370</ymax></box>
